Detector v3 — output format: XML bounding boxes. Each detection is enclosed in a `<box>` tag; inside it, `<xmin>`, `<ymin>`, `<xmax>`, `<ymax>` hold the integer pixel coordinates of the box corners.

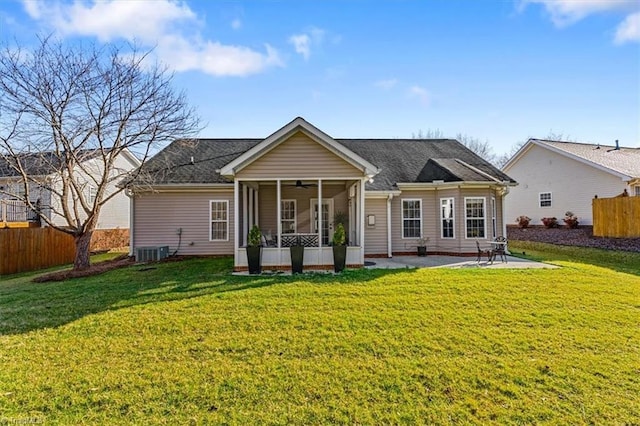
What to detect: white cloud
<box><xmin>288</xmin><ymin>26</ymin><xmax>327</xmax><ymax>60</ymax></box>
<box><xmin>20</xmin><ymin>0</ymin><xmax>282</xmax><ymax>77</ymax></box>
<box><xmin>408</xmin><ymin>86</ymin><xmax>430</xmax><ymax>105</ymax></box>
<box><xmin>615</xmin><ymin>11</ymin><xmax>640</xmax><ymax>44</ymax></box>
<box><xmin>231</xmin><ymin>18</ymin><xmax>242</xmax><ymax>30</ymax></box>
<box><xmin>374</xmin><ymin>79</ymin><xmax>398</xmax><ymax>90</ymax></box>
<box><xmin>520</xmin><ymin>0</ymin><xmax>640</xmax><ymax>44</ymax></box>
<box><xmin>520</xmin><ymin>0</ymin><xmax>637</xmax><ymax>27</ymax></box>
<box><xmin>289</xmin><ymin>33</ymin><xmax>311</xmax><ymax>60</ymax></box>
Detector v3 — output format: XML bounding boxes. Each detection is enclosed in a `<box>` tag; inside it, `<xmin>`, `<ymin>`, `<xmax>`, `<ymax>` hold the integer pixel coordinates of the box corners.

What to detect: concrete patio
<box><xmin>365</xmin><ymin>255</ymin><xmax>557</xmax><ymax>270</ymax></box>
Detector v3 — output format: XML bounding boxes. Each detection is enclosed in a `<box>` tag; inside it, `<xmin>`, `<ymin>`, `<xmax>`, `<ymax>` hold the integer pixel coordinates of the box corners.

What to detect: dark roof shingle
<box><xmin>130</xmin><ymin>137</ymin><xmax>514</xmax><ymax>189</ymax></box>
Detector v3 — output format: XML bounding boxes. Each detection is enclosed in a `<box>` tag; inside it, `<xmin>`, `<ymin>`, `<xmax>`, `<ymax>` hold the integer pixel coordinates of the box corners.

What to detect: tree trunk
<box><xmin>73</xmin><ymin>231</ymin><xmax>93</xmax><ymax>271</ymax></box>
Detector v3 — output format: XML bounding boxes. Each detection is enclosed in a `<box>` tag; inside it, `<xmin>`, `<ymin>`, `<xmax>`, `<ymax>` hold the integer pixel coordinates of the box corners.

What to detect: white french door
<box><xmin>311</xmin><ymin>199</ymin><xmax>334</xmax><ymax>246</ymax></box>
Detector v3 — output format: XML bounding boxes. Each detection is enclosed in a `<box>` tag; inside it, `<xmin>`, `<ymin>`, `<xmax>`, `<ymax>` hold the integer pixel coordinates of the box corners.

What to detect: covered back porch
<box><xmin>233</xmin><ymin>178</ymin><xmax>366</xmax><ymax>271</ymax></box>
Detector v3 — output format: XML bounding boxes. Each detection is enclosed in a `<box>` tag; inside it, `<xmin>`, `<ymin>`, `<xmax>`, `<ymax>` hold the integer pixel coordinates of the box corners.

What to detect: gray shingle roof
<box><xmin>338</xmin><ymin>139</ymin><xmax>514</xmax><ymax>190</ymax></box>
<box><xmin>131</xmin><ymin>137</ymin><xmax>515</xmax><ymax>189</ymax></box>
<box><xmin>0</xmin><ymin>150</ymin><xmax>111</xmax><ymax>177</ymax></box>
<box><xmin>533</xmin><ymin>139</ymin><xmax>640</xmax><ymax>179</ymax></box>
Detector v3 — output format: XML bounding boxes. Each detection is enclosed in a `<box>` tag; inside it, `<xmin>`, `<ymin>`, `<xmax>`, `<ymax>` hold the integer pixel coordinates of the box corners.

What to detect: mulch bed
<box><xmin>33</xmin><ymin>254</ymin><xmax>135</xmax><ymax>283</ymax></box>
<box><xmin>507</xmin><ymin>226</ymin><xmax>640</xmax><ymax>253</ymax></box>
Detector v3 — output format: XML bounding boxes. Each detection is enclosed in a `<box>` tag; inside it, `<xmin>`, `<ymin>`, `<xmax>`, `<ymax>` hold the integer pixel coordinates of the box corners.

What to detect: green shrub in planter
<box><xmin>332</xmin><ymin>223</ymin><xmax>347</xmax><ymax>273</ymax></box>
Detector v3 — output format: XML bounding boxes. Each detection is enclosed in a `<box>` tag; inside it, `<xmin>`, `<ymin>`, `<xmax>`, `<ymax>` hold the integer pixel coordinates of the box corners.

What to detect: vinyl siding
<box><xmin>391</xmin><ymin>188</ymin><xmax>503</xmax><ymax>254</ymax></box>
<box><xmin>237</xmin><ymin>131</ymin><xmax>362</xmax><ymax>179</ymax></box>
<box><xmin>505</xmin><ymin>144</ymin><xmax>628</xmax><ymax>225</ymax></box>
<box><xmin>364</xmin><ymin>198</ymin><xmax>387</xmax><ymax>255</ymax></box>
<box><xmin>133</xmin><ymin>191</ymin><xmax>235</xmax><ymax>255</ymax></box>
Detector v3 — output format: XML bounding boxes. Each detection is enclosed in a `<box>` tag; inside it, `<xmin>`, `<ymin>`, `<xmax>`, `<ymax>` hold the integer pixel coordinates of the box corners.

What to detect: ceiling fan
<box><xmin>285</xmin><ymin>180</ymin><xmax>318</xmax><ymax>189</ymax></box>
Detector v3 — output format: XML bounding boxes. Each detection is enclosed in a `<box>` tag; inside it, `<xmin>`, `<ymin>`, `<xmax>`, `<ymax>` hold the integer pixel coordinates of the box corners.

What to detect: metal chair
<box><xmin>476</xmin><ymin>240</ymin><xmax>494</xmax><ymax>264</ymax></box>
<box><xmin>493</xmin><ymin>236</ymin><xmax>508</xmax><ymax>263</ymax></box>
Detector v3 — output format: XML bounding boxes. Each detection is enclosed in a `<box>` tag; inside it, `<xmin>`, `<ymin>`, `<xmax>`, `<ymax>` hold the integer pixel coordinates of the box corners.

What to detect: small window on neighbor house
<box><xmin>635</xmin><ymin>187</ymin><xmax>640</xmax><ymax>197</ymax></box>
<box><xmin>281</xmin><ymin>200</ymin><xmax>296</xmax><ymax>234</ymax></box>
<box><xmin>86</xmin><ymin>186</ymin><xmax>96</xmax><ymax>204</ymax></box>
<box><xmin>440</xmin><ymin>198</ymin><xmax>454</xmax><ymax>239</ymax></box>
<box><xmin>210</xmin><ymin>200</ymin><xmax>229</xmax><ymax>241</ymax></box>
<box><xmin>539</xmin><ymin>192</ymin><xmax>552</xmax><ymax>207</ymax></box>
<box><xmin>402</xmin><ymin>199</ymin><xmax>422</xmax><ymax>238</ymax></box>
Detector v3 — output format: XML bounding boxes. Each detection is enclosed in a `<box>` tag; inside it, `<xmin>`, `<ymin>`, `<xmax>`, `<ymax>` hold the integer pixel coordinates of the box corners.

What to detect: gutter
<box><xmin>387</xmin><ymin>193</ymin><xmax>394</xmax><ymax>258</ymax></box>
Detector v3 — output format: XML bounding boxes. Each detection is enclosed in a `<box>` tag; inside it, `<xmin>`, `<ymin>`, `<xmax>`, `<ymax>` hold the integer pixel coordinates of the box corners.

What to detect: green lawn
<box><xmin>1</xmin><ymin>245</ymin><xmax>639</xmax><ymax>424</ymax></box>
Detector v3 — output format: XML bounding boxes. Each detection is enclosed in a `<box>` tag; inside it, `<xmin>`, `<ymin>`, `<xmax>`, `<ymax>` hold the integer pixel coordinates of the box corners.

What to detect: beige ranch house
<box><xmin>128</xmin><ymin>118</ymin><xmax>516</xmax><ymax>271</ymax></box>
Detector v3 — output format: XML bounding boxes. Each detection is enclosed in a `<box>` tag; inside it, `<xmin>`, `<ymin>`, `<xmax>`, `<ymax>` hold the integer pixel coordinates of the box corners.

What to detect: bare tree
<box><xmin>0</xmin><ymin>37</ymin><xmax>199</xmax><ymax>270</ymax></box>
<box><xmin>413</xmin><ymin>128</ymin><xmax>497</xmax><ymax>164</ymax></box>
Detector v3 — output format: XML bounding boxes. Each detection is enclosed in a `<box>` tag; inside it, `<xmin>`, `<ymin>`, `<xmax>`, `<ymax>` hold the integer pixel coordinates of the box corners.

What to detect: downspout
<box><xmin>387</xmin><ymin>193</ymin><xmax>393</xmax><ymax>258</ymax></box>
<box><xmin>501</xmin><ymin>184</ymin><xmax>510</xmax><ymax>253</ymax></box>
<box><xmin>126</xmin><ymin>189</ymin><xmax>134</xmax><ymax>257</ymax></box>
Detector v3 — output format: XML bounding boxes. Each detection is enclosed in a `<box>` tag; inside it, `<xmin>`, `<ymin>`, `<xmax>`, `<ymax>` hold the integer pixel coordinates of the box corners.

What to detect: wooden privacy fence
<box><xmin>0</xmin><ymin>227</ymin><xmax>76</xmax><ymax>275</ymax></box>
<box><xmin>592</xmin><ymin>196</ymin><xmax>640</xmax><ymax>238</ymax></box>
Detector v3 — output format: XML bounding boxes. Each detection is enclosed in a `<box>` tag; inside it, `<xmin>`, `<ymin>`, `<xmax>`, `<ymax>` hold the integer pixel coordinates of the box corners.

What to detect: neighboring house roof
<box><xmin>504</xmin><ymin>139</ymin><xmax>640</xmax><ymax>180</ymax></box>
<box><xmin>132</xmin><ymin>135</ymin><xmax>514</xmax><ymax>190</ymax></box>
<box><xmin>0</xmin><ymin>148</ymin><xmax>140</xmax><ymax>178</ymax></box>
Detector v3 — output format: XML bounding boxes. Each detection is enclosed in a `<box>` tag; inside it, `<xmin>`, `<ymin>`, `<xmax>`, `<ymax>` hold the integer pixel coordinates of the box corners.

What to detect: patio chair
<box><xmin>261</xmin><ymin>233</ymin><xmax>277</xmax><ymax>247</ymax></box>
<box><xmin>476</xmin><ymin>240</ymin><xmax>494</xmax><ymax>264</ymax></box>
<box><xmin>493</xmin><ymin>236</ymin><xmax>508</xmax><ymax>263</ymax></box>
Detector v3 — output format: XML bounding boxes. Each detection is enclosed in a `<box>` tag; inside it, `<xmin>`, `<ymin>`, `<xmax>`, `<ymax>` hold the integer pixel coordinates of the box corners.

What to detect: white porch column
<box><xmin>318</xmin><ymin>179</ymin><xmax>322</xmax><ymax>248</ymax></box>
<box><xmin>387</xmin><ymin>194</ymin><xmax>393</xmax><ymax>258</ymax></box>
<box><xmin>242</xmin><ymin>184</ymin><xmax>248</xmax><ymax>246</ymax></box>
<box><xmin>248</xmin><ymin>187</ymin><xmax>254</xmax><ymax>229</ymax></box>
<box><xmin>276</xmin><ymin>179</ymin><xmax>282</xmax><ymax>248</ymax></box>
<box><xmin>360</xmin><ymin>178</ymin><xmax>365</xmax><ymax>264</ymax></box>
<box><xmin>254</xmin><ymin>188</ymin><xmax>259</xmax><ymax>228</ymax></box>
<box><xmin>234</xmin><ymin>179</ymin><xmax>240</xmax><ymax>260</ymax></box>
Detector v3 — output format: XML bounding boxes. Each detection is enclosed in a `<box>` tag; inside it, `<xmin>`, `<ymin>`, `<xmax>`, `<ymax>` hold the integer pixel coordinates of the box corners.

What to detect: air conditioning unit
<box><xmin>136</xmin><ymin>246</ymin><xmax>169</xmax><ymax>262</ymax></box>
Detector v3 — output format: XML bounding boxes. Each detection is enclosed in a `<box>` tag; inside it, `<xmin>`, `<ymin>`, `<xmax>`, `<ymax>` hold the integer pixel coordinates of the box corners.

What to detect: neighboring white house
<box><xmin>0</xmin><ymin>149</ymin><xmax>140</xmax><ymax>230</ymax></box>
<box><xmin>502</xmin><ymin>139</ymin><xmax>640</xmax><ymax>226</ymax></box>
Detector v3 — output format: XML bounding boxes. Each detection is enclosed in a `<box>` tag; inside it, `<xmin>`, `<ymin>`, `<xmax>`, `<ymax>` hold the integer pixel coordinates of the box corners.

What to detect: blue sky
<box><xmin>1</xmin><ymin>0</ymin><xmax>639</xmax><ymax>155</ymax></box>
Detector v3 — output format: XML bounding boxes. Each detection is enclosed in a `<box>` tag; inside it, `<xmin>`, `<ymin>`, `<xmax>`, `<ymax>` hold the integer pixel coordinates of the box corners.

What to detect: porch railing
<box><xmin>1</xmin><ymin>200</ymin><xmax>39</xmax><ymax>222</ymax></box>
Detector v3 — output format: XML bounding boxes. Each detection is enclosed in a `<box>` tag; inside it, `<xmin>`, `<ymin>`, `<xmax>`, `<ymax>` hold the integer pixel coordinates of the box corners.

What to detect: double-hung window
<box><xmin>539</xmin><ymin>192</ymin><xmax>552</xmax><ymax>207</ymax></box>
<box><xmin>86</xmin><ymin>186</ymin><xmax>96</xmax><ymax>205</ymax></box>
<box><xmin>440</xmin><ymin>198</ymin><xmax>454</xmax><ymax>239</ymax></box>
<box><xmin>281</xmin><ymin>200</ymin><xmax>296</xmax><ymax>234</ymax></box>
<box><xmin>465</xmin><ymin>197</ymin><xmax>486</xmax><ymax>238</ymax></box>
<box><xmin>402</xmin><ymin>199</ymin><xmax>422</xmax><ymax>238</ymax></box>
<box><xmin>635</xmin><ymin>186</ymin><xmax>640</xmax><ymax>197</ymax></box>
<box><xmin>210</xmin><ymin>200</ymin><xmax>229</xmax><ymax>241</ymax></box>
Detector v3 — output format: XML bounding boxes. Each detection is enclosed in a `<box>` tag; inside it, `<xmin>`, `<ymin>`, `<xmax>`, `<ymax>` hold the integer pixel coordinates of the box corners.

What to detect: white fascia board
<box><xmin>502</xmin><ymin>140</ymin><xmax>534</xmax><ymax>172</ymax></box>
<box><xmin>396</xmin><ymin>181</ymin><xmax>514</xmax><ymax>190</ymax></box>
<box><xmin>219</xmin><ymin>117</ymin><xmax>381</xmax><ymax>177</ymax></box>
<box><xmin>130</xmin><ymin>183</ymin><xmax>233</xmax><ymax>193</ymax></box>
<box><xmin>365</xmin><ymin>190</ymin><xmax>402</xmax><ymax>199</ymax></box>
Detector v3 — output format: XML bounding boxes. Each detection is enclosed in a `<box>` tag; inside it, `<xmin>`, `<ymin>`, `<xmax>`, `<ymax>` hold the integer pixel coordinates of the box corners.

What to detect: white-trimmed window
<box><xmin>86</xmin><ymin>186</ymin><xmax>96</xmax><ymax>204</ymax></box>
<box><xmin>539</xmin><ymin>192</ymin><xmax>552</xmax><ymax>208</ymax></box>
<box><xmin>281</xmin><ymin>199</ymin><xmax>296</xmax><ymax>234</ymax></box>
<box><xmin>210</xmin><ymin>200</ymin><xmax>229</xmax><ymax>241</ymax></box>
<box><xmin>635</xmin><ymin>186</ymin><xmax>640</xmax><ymax>197</ymax></box>
<box><xmin>402</xmin><ymin>199</ymin><xmax>422</xmax><ymax>238</ymax></box>
<box><xmin>465</xmin><ymin>197</ymin><xmax>486</xmax><ymax>239</ymax></box>
<box><xmin>440</xmin><ymin>198</ymin><xmax>455</xmax><ymax>239</ymax></box>
<box><xmin>491</xmin><ymin>197</ymin><xmax>497</xmax><ymax>238</ymax></box>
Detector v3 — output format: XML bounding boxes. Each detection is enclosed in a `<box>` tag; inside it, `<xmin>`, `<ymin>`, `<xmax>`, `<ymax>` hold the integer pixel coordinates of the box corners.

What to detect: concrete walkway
<box><xmin>365</xmin><ymin>255</ymin><xmax>557</xmax><ymax>270</ymax></box>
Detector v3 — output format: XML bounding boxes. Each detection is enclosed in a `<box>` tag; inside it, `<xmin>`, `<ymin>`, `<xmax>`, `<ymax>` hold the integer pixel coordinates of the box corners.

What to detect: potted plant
<box><xmin>541</xmin><ymin>217</ymin><xmax>558</xmax><ymax>228</ymax></box>
<box><xmin>563</xmin><ymin>211</ymin><xmax>579</xmax><ymax>229</ymax></box>
<box><xmin>290</xmin><ymin>235</ymin><xmax>304</xmax><ymax>274</ymax></box>
<box><xmin>246</xmin><ymin>225</ymin><xmax>262</xmax><ymax>274</ymax></box>
<box><xmin>416</xmin><ymin>236</ymin><xmax>429</xmax><ymax>256</ymax></box>
<box><xmin>516</xmin><ymin>215</ymin><xmax>531</xmax><ymax>229</ymax></box>
<box><xmin>332</xmin><ymin>223</ymin><xmax>347</xmax><ymax>273</ymax></box>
